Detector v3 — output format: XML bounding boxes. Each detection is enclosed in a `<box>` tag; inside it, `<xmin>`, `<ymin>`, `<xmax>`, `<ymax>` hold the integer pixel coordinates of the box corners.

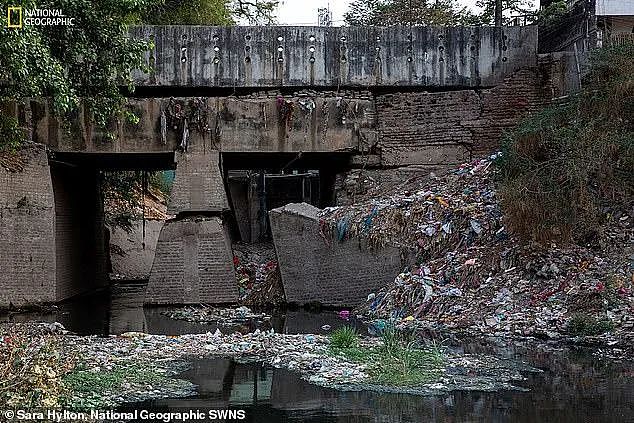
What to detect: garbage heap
<box><xmin>233</xmin><ymin>242</ymin><xmax>285</xmax><ymax>307</ymax></box>
<box><xmin>320</xmin><ymin>154</ymin><xmax>633</xmax><ymax>344</ymax></box>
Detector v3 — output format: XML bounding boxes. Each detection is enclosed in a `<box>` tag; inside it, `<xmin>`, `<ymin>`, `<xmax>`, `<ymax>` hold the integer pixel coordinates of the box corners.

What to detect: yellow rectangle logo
<box><xmin>7</xmin><ymin>6</ymin><xmax>22</xmax><ymax>28</ymax></box>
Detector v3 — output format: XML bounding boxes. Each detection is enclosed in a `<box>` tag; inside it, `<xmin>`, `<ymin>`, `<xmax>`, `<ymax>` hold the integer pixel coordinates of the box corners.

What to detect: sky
<box><xmin>276</xmin><ymin>0</ymin><xmax>479</xmax><ymax>26</ymax></box>
<box><xmin>275</xmin><ymin>0</ymin><xmax>537</xmax><ymax>26</ymax></box>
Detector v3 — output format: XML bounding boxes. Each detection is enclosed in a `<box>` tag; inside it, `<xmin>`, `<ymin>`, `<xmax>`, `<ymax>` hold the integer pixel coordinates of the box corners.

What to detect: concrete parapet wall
<box><xmin>132</xmin><ymin>25</ymin><xmax>537</xmax><ymax>88</ymax></box>
<box><xmin>145</xmin><ymin>217</ymin><xmax>238</xmax><ymax>304</ymax></box>
<box><xmin>269</xmin><ymin>203</ymin><xmax>406</xmax><ymax>307</ymax></box>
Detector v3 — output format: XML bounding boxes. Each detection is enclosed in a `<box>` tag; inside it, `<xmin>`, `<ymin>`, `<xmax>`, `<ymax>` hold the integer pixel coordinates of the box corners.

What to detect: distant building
<box><xmin>539</xmin><ymin>0</ymin><xmax>634</xmax><ymax>53</ymax></box>
<box><xmin>595</xmin><ymin>0</ymin><xmax>634</xmax><ymax>45</ymax></box>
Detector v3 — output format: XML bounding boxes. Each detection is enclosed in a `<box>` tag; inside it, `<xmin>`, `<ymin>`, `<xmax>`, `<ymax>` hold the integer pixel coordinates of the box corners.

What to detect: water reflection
<box><xmin>130</xmin><ymin>355</ymin><xmax>634</xmax><ymax>423</ymax></box>
<box><xmin>3</xmin><ymin>283</ymin><xmax>634</xmax><ymax>422</ymax></box>
<box><xmin>0</xmin><ymin>282</ymin><xmax>367</xmax><ymax>337</ymax></box>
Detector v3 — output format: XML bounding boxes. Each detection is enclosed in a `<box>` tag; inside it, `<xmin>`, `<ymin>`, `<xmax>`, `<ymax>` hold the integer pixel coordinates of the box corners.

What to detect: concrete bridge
<box><xmin>1</xmin><ymin>25</ymin><xmax>557</xmax><ymax>308</ymax></box>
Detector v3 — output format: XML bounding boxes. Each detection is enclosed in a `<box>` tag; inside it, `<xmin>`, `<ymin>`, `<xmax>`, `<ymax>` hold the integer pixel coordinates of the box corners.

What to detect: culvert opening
<box><xmin>221</xmin><ymin>152</ymin><xmax>351</xmax><ymax>243</ymax></box>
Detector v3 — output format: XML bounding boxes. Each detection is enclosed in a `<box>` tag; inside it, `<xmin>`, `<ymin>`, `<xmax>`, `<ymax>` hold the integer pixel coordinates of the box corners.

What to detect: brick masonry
<box><xmin>168</xmin><ymin>151</ymin><xmax>229</xmax><ymax>215</ymax></box>
<box><xmin>145</xmin><ymin>217</ymin><xmax>238</xmax><ymax>304</ymax></box>
<box><xmin>269</xmin><ymin>203</ymin><xmax>409</xmax><ymax>307</ymax></box>
<box><xmin>376</xmin><ymin>69</ymin><xmax>550</xmax><ymax>166</ymax></box>
<box><xmin>0</xmin><ymin>146</ymin><xmax>56</xmax><ymax>307</ymax></box>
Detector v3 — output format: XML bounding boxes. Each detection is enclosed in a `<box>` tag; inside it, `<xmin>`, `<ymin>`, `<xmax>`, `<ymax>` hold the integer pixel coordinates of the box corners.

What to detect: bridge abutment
<box><xmin>0</xmin><ymin>146</ymin><xmax>56</xmax><ymax>307</ymax></box>
<box><xmin>0</xmin><ymin>146</ymin><xmax>107</xmax><ymax>308</ymax></box>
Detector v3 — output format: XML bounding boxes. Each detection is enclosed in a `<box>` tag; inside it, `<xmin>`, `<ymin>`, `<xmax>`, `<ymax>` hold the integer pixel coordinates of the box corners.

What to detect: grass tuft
<box><xmin>566</xmin><ymin>313</ymin><xmax>614</xmax><ymax>336</ymax></box>
<box><xmin>330</xmin><ymin>326</ymin><xmax>359</xmax><ymax>349</ymax></box>
<box><xmin>329</xmin><ymin>323</ymin><xmax>446</xmax><ymax>387</ymax></box>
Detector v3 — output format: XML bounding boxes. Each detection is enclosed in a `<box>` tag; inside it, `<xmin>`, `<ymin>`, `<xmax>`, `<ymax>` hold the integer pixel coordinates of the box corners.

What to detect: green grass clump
<box><xmin>371</xmin><ymin>325</ymin><xmax>444</xmax><ymax>386</ymax></box>
<box><xmin>329</xmin><ymin>323</ymin><xmax>446</xmax><ymax>387</ymax></box>
<box><xmin>61</xmin><ymin>362</ymin><xmax>167</xmax><ymax>409</ymax></box>
<box><xmin>330</xmin><ymin>326</ymin><xmax>359</xmax><ymax>349</ymax></box>
<box><xmin>566</xmin><ymin>313</ymin><xmax>614</xmax><ymax>336</ymax></box>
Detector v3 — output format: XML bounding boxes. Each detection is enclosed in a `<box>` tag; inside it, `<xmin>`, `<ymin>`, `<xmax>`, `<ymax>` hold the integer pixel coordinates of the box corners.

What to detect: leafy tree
<box><xmin>0</xmin><ymin>0</ymin><xmax>155</xmax><ymax>150</ymax></box>
<box><xmin>344</xmin><ymin>0</ymin><xmax>481</xmax><ymax>26</ymax></box>
<box><xmin>475</xmin><ymin>0</ymin><xmax>537</xmax><ymax>25</ymax></box>
<box><xmin>232</xmin><ymin>0</ymin><xmax>277</xmax><ymax>24</ymax></box>
<box><xmin>143</xmin><ymin>0</ymin><xmax>233</xmax><ymax>25</ymax></box>
<box><xmin>144</xmin><ymin>0</ymin><xmax>279</xmax><ymax>25</ymax></box>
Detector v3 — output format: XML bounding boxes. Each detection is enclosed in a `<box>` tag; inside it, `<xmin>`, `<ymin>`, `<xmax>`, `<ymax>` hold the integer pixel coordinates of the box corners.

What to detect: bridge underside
<box><xmin>0</xmin><ymin>24</ymin><xmax>578</xmax><ymax>307</ymax></box>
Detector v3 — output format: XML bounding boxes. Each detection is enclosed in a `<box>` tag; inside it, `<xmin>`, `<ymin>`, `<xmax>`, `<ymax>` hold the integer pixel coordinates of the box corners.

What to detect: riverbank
<box><xmin>1</xmin><ymin>321</ymin><xmax>543</xmax><ymax>411</ymax></box>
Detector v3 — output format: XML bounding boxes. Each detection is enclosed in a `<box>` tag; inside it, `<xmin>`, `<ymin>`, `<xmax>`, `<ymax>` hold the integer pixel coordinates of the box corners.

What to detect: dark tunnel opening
<box><xmin>220</xmin><ymin>152</ymin><xmax>351</xmax><ymax>243</ymax></box>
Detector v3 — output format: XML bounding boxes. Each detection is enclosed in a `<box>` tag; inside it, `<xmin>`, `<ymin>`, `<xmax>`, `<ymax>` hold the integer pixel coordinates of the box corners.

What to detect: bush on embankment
<box><xmin>497</xmin><ymin>44</ymin><xmax>634</xmax><ymax>244</ymax></box>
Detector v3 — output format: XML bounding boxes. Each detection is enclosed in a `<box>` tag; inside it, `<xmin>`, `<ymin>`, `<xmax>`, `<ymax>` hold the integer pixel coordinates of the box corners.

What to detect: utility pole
<box><xmin>318</xmin><ymin>1</ymin><xmax>332</xmax><ymax>27</ymax></box>
<box><xmin>494</xmin><ymin>0</ymin><xmax>503</xmax><ymax>26</ymax></box>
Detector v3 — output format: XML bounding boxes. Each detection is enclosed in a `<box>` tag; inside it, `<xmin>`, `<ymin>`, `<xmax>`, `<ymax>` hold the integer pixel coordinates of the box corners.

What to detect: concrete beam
<box><xmin>132</xmin><ymin>25</ymin><xmax>538</xmax><ymax>88</ymax></box>
<box><xmin>30</xmin><ymin>95</ymin><xmax>375</xmax><ymax>155</ymax></box>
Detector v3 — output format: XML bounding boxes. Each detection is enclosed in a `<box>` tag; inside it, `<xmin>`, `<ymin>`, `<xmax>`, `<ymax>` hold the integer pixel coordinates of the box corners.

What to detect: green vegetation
<box><xmin>329</xmin><ymin>324</ymin><xmax>445</xmax><ymax>386</ymax></box>
<box><xmin>0</xmin><ymin>0</ymin><xmax>154</xmax><ymax>140</ymax></box>
<box><xmin>474</xmin><ymin>0</ymin><xmax>536</xmax><ymax>25</ymax></box>
<box><xmin>0</xmin><ymin>114</ymin><xmax>23</xmax><ymax>152</ymax></box>
<box><xmin>537</xmin><ymin>0</ymin><xmax>567</xmax><ymax>25</ymax></box>
<box><xmin>103</xmin><ymin>170</ymin><xmax>172</xmax><ymax>230</ymax></box>
<box><xmin>61</xmin><ymin>362</ymin><xmax>173</xmax><ymax>409</ymax></box>
<box><xmin>330</xmin><ymin>326</ymin><xmax>360</xmax><ymax>349</ymax></box>
<box><xmin>566</xmin><ymin>313</ymin><xmax>615</xmax><ymax>336</ymax></box>
<box><xmin>344</xmin><ymin>0</ymin><xmax>481</xmax><ymax>26</ymax></box>
<box><xmin>142</xmin><ymin>0</ymin><xmax>277</xmax><ymax>25</ymax></box>
<box><xmin>344</xmin><ymin>0</ymin><xmax>536</xmax><ymax>26</ymax></box>
<box><xmin>143</xmin><ymin>0</ymin><xmax>234</xmax><ymax>25</ymax></box>
<box><xmin>497</xmin><ymin>44</ymin><xmax>634</xmax><ymax>243</ymax></box>
<box><xmin>0</xmin><ymin>326</ymin><xmax>70</xmax><ymax>408</ymax></box>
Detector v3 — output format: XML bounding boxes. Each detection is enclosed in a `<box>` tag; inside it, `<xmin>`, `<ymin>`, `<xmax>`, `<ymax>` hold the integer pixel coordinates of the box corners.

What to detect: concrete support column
<box><xmin>146</xmin><ymin>150</ymin><xmax>238</xmax><ymax>304</ymax></box>
<box><xmin>168</xmin><ymin>151</ymin><xmax>229</xmax><ymax>214</ymax></box>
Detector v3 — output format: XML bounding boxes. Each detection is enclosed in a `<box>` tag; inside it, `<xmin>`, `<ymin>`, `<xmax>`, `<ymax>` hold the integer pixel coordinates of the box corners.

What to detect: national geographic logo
<box><xmin>6</xmin><ymin>6</ymin><xmax>22</xmax><ymax>28</ymax></box>
<box><xmin>6</xmin><ymin>6</ymin><xmax>75</xmax><ymax>28</ymax></box>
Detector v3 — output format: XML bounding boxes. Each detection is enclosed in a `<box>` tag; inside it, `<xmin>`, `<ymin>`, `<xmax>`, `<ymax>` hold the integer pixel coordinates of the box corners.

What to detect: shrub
<box><xmin>497</xmin><ymin>44</ymin><xmax>634</xmax><ymax>243</ymax></box>
<box><xmin>566</xmin><ymin>313</ymin><xmax>614</xmax><ymax>336</ymax></box>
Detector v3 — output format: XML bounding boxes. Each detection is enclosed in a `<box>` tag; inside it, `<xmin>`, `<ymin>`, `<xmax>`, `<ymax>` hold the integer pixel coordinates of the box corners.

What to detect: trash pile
<box><xmin>162</xmin><ymin>306</ymin><xmax>271</xmax><ymax>326</ymax></box>
<box><xmin>319</xmin><ymin>154</ymin><xmax>633</xmax><ymax>350</ymax></box>
<box><xmin>319</xmin><ymin>153</ymin><xmax>503</xmax><ymax>258</ymax></box>
<box><xmin>233</xmin><ymin>242</ymin><xmax>285</xmax><ymax>307</ymax></box>
<box><xmin>363</xmin><ymin>231</ymin><xmax>632</xmax><ymax>345</ymax></box>
<box><xmin>3</xmin><ymin>322</ymin><xmax>541</xmax><ymax>408</ymax></box>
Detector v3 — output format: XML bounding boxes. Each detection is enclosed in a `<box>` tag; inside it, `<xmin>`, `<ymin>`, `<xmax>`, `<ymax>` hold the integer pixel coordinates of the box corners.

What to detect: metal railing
<box><xmin>608</xmin><ymin>32</ymin><xmax>634</xmax><ymax>46</ymax></box>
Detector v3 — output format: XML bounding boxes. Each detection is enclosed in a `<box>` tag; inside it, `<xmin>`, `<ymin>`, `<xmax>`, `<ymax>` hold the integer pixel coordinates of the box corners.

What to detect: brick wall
<box><xmin>376</xmin><ymin>69</ymin><xmax>550</xmax><ymax>167</ymax></box>
<box><xmin>269</xmin><ymin>203</ymin><xmax>408</xmax><ymax>307</ymax></box>
<box><xmin>145</xmin><ymin>217</ymin><xmax>238</xmax><ymax>304</ymax></box>
<box><xmin>0</xmin><ymin>145</ymin><xmax>56</xmax><ymax>307</ymax></box>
